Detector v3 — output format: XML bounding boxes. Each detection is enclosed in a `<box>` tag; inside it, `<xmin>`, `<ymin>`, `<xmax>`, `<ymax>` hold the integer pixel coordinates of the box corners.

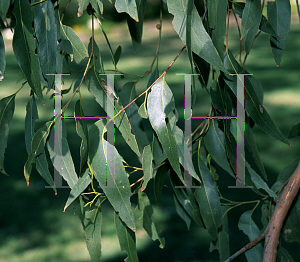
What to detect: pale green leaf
<box><xmin>115</xmin><ymin>0</ymin><xmax>138</xmax><ymax>21</ymax></box>
<box><xmin>64</xmin><ymin>168</ymin><xmax>91</xmax><ymax>211</ymax></box>
<box><xmin>115</xmin><ymin>212</ymin><xmax>139</xmax><ymax>262</ymax></box>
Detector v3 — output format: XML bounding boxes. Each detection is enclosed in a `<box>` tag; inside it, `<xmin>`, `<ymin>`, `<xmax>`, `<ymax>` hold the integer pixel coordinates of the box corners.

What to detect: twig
<box><xmin>224</xmin><ymin>228</ymin><xmax>268</xmax><ymax>262</ymax></box>
<box><xmin>263</xmin><ymin>163</ymin><xmax>300</xmax><ymax>261</ymax></box>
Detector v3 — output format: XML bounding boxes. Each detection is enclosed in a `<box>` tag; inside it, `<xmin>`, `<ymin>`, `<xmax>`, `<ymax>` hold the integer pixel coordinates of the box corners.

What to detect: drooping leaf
<box><xmin>75</xmin><ymin>100</ymin><xmax>89</xmax><ymax>175</ymax></box>
<box><xmin>0</xmin><ymin>32</ymin><xmax>5</xmax><ymax>81</ymax></box>
<box><xmin>204</xmin><ymin>119</ymin><xmax>235</xmax><ymax>178</ymax></box>
<box><xmin>115</xmin><ymin>0</ymin><xmax>139</xmax><ymax>22</ymax></box>
<box><xmin>288</xmin><ymin>122</ymin><xmax>300</xmax><ymax>139</ymax></box>
<box><xmin>115</xmin><ymin>212</ymin><xmax>139</xmax><ymax>262</ymax></box>
<box><xmin>167</xmin><ymin>0</ymin><xmax>227</xmax><ymax>73</ymax></box>
<box><xmin>246</xmin><ymin>161</ymin><xmax>277</xmax><ymax>198</ymax></box>
<box><xmin>277</xmin><ymin>246</ymin><xmax>295</xmax><ymax>262</ymax></box>
<box><xmin>209</xmin><ymin>206</ymin><xmax>230</xmax><ymax>261</ymax></box>
<box><xmin>211</xmin><ymin>0</ymin><xmax>227</xmax><ymax>60</ymax></box>
<box><xmin>90</xmin><ymin>0</ymin><xmax>104</xmax><ymax>19</ymax></box>
<box><xmin>267</xmin><ymin>0</ymin><xmax>291</xmax><ymax>66</ymax></box>
<box><xmin>85</xmin><ymin>198</ymin><xmax>104</xmax><ymax>262</ymax></box>
<box><xmin>88</xmin><ymin>120</ymin><xmax>136</xmax><ymax>231</ymax></box>
<box><xmin>127</xmin><ymin>0</ymin><xmax>146</xmax><ymax>52</ymax></box>
<box><xmin>195</xmin><ymin>157</ymin><xmax>222</xmax><ymax>240</ymax></box>
<box><xmin>60</xmin><ymin>23</ymin><xmax>88</xmax><ymax>64</ymax></box>
<box><xmin>0</xmin><ymin>0</ymin><xmax>10</xmax><ymax>20</ymax></box>
<box><xmin>77</xmin><ymin>0</ymin><xmax>89</xmax><ymax>16</ymax></box>
<box><xmin>118</xmin><ymin>82</ymin><xmax>149</xmax><ymax>157</ymax></box>
<box><xmin>113</xmin><ymin>45</ymin><xmax>122</xmax><ymax>65</ymax></box>
<box><xmin>223</xmin><ymin>53</ymin><xmax>290</xmax><ymax>145</ymax></box>
<box><xmin>46</xmin><ymin>120</ymin><xmax>79</xmax><ymax>188</ymax></box>
<box><xmin>154</xmin><ymin>164</ymin><xmax>169</xmax><ymax>206</ymax></box>
<box><xmin>64</xmin><ymin>168</ymin><xmax>91</xmax><ymax>212</ymax></box>
<box><xmin>86</xmin><ymin>69</ymin><xmax>141</xmax><ymax>157</ymax></box>
<box><xmin>241</xmin><ymin>0</ymin><xmax>262</xmax><ymax>54</ymax></box>
<box><xmin>12</xmin><ymin>0</ymin><xmax>43</xmax><ymax>100</ymax></box>
<box><xmin>138</xmin><ymin>191</ymin><xmax>165</xmax><ymax>248</ymax></box>
<box><xmin>24</xmin><ymin>120</ymin><xmax>54</xmax><ymax>186</ymax></box>
<box><xmin>0</xmin><ymin>94</ymin><xmax>15</xmax><ymax>175</ymax></box>
<box><xmin>173</xmin><ymin>192</ymin><xmax>191</xmax><ymax>230</ymax></box>
<box><xmin>25</xmin><ymin>96</ymin><xmax>56</xmax><ymax>191</ymax></box>
<box><xmin>147</xmin><ymin>77</ymin><xmax>181</xmax><ymax>179</ymax></box>
<box><xmin>142</xmin><ymin>145</ymin><xmax>153</xmax><ymax>189</ymax></box>
<box><xmin>171</xmin><ymin>172</ymin><xmax>205</xmax><ymax>228</ymax></box>
<box><xmin>238</xmin><ymin>210</ymin><xmax>264</xmax><ymax>261</ymax></box>
<box><xmin>33</xmin><ymin>0</ymin><xmax>57</xmax><ymax>90</ymax></box>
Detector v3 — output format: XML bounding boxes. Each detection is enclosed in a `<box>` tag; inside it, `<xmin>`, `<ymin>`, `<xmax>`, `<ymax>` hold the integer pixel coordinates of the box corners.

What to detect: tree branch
<box><xmin>263</xmin><ymin>163</ymin><xmax>300</xmax><ymax>261</ymax></box>
<box><xmin>224</xmin><ymin>163</ymin><xmax>300</xmax><ymax>262</ymax></box>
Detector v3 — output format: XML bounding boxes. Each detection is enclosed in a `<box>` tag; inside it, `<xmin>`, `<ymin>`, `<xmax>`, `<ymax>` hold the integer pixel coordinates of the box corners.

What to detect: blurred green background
<box><xmin>1</xmin><ymin>1</ymin><xmax>300</xmax><ymax>261</ymax></box>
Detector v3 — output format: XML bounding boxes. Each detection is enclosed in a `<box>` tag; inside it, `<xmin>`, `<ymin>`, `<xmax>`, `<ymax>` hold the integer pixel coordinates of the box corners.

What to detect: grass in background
<box><xmin>0</xmin><ymin>19</ymin><xmax>299</xmax><ymax>261</ymax></box>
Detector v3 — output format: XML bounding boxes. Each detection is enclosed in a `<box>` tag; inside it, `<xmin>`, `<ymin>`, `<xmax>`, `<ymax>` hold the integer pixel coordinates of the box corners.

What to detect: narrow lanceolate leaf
<box><xmin>118</xmin><ymin>82</ymin><xmax>149</xmax><ymax>156</ymax></box>
<box><xmin>171</xmin><ymin>173</ymin><xmax>205</xmax><ymax>228</ymax></box>
<box><xmin>24</xmin><ymin>121</ymin><xmax>54</xmax><ymax>186</ymax></box>
<box><xmin>154</xmin><ymin>164</ymin><xmax>169</xmax><ymax>206</ymax></box>
<box><xmin>223</xmin><ymin>52</ymin><xmax>289</xmax><ymax>145</ymax></box>
<box><xmin>12</xmin><ymin>0</ymin><xmax>43</xmax><ymax>101</ymax></box>
<box><xmin>86</xmin><ymin>69</ymin><xmax>140</xmax><ymax>157</ymax></box>
<box><xmin>204</xmin><ymin>120</ymin><xmax>235</xmax><ymax>178</ymax></box>
<box><xmin>75</xmin><ymin>100</ymin><xmax>89</xmax><ymax>175</ymax></box>
<box><xmin>138</xmin><ymin>191</ymin><xmax>165</xmax><ymax>248</ymax></box>
<box><xmin>115</xmin><ymin>0</ymin><xmax>139</xmax><ymax>22</ymax></box>
<box><xmin>60</xmin><ymin>23</ymin><xmax>88</xmax><ymax>64</ymax></box>
<box><xmin>25</xmin><ymin>96</ymin><xmax>56</xmax><ymax>191</ymax></box>
<box><xmin>89</xmin><ymin>120</ymin><xmax>136</xmax><ymax>231</ymax></box>
<box><xmin>173</xmin><ymin>193</ymin><xmax>191</xmax><ymax>230</ymax></box>
<box><xmin>167</xmin><ymin>0</ymin><xmax>227</xmax><ymax>73</ymax></box>
<box><xmin>47</xmin><ymin>120</ymin><xmax>78</xmax><ymax>189</ymax></box>
<box><xmin>147</xmin><ymin>78</ymin><xmax>181</xmax><ymax>179</ymax></box>
<box><xmin>142</xmin><ymin>145</ymin><xmax>153</xmax><ymax>189</ymax></box>
<box><xmin>85</xmin><ymin>198</ymin><xmax>104</xmax><ymax>262</ymax></box>
<box><xmin>127</xmin><ymin>0</ymin><xmax>147</xmax><ymax>52</ymax></box>
<box><xmin>288</xmin><ymin>123</ymin><xmax>300</xmax><ymax>139</ymax></box>
<box><xmin>211</xmin><ymin>0</ymin><xmax>227</xmax><ymax>60</ymax></box>
<box><xmin>195</xmin><ymin>158</ymin><xmax>222</xmax><ymax>240</ymax></box>
<box><xmin>64</xmin><ymin>169</ymin><xmax>91</xmax><ymax>211</ymax></box>
<box><xmin>0</xmin><ymin>32</ymin><xmax>5</xmax><ymax>81</ymax></box>
<box><xmin>267</xmin><ymin>0</ymin><xmax>291</xmax><ymax>66</ymax></box>
<box><xmin>115</xmin><ymin>212</ymin><xmax>139</xmax><ymax>262</ymax></box>
<box><xmin>243</xmin><ymin>0</ymin><xmax>261</xmax><ymax>54</ymax></box>
<box><xmin>238</xmin><ymin>211</ymin><xmax>263</xmax><ymax>262</ymax></box>
<box><xmin>0</xmin><ymin>95</ymin><xmax>15</xmax><ymax>175</ymax></box>
<box><xmin>33</xmin><ymin>0</ymin><xmax>57</xmax><ymax>90</ymax></box>
<box><xmin>209</xmin><ymin>206</ymin><xmax>230</xmax><ymax>261</ymax></box>
<box><xmin>0</xmin><ymin>0</ymin><xmax>10</xmax><ymax>20</ymax></box>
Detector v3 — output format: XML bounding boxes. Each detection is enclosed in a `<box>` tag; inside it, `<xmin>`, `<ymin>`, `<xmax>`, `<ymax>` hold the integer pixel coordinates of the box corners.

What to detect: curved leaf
<box><xmin>147</xmin><ymin>77</ymin><xmax>181</xmax><ymax>178</ymax></box>
<box><xmin>115</xmin><ymin>212</ymin><xmax>139</xmax><ymax>262</ymax></box>
<box><xmin>138</xmin><ymin>191</ymin><xmax>165</xmax><ymax>248</ymax></box>
<box><xmin>88</xmin><ymin>120</ymin><xmax>136</xmax><ymax>231</ymax></box>
<box><xmin>115</xmin><ymin>0</ymin><xmax>138</xmax><ymax>22</ymax></box>
<box><xmin>195</xmin><ymin>157</ymin><xmax>222</xmax><ymax>240</ymax></box>
<box><xmin>238</xmin><ymin>210</ymin><xmax>263</xmax><ymax>261</ymax></box>
<box><xmin>0</xmin><ymin>94</ymin><xmax>15</xmax><ymax>175</ymax></box>
<box><xmin>13</xmin><ymin>0</ymin><xmax>43</xmax><ymax>100</ymax></box>
<box><xmin>167</xmin><ymin>0</ymin><xmax>227</xmax><ymax>73</ymax></box>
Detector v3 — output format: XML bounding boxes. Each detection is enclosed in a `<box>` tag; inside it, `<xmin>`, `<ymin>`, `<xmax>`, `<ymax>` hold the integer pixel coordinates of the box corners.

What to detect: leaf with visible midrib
<box><xmin>13</xmin><ymin>0</ymin><xmax>43</xmax><ymax>101</ymax></box>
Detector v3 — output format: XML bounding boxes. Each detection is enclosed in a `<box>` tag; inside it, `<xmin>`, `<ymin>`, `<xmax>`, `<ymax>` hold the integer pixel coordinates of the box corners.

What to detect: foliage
<box><xmin>1</xmin><ymin>0</ymin><xmax>300</xmax><ymax>261</ymax></box>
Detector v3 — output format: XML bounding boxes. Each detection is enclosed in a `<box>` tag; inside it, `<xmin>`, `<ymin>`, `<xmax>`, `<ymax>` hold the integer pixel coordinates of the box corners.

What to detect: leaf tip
<box><xmin>135</xmin><ymin>18</ymin><xmax>139</xmax><ymax>22</ymax></box>
<box><xmin>77</xmin><ymin>12</ymin><xmax>83</xmax><ymax>17</ymax></box>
